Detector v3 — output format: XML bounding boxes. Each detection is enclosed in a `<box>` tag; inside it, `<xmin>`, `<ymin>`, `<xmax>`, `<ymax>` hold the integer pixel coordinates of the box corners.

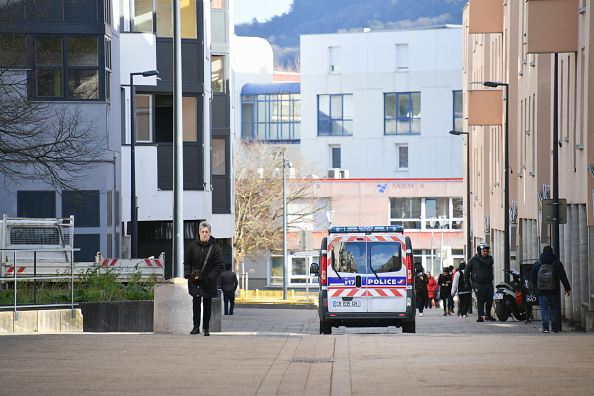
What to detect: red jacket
<box><xmin>427</xmin><ymin>277</ymin><xmax>437</xmax><ymax>298</ymax></box>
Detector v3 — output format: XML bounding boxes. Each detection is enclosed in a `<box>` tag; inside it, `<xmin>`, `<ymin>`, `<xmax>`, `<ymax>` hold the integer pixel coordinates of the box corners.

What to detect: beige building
<box><xmin>462</xmin><ymin>0</ymin><xmax>593</xmax><ymax>331</ymax></box>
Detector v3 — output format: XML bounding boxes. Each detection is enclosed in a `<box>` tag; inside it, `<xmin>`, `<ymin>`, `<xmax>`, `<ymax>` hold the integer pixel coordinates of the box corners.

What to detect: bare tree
<box><xmin>0</xmin><ymin>34</ymin><xmax>104</xmax><ymax>191</ymax></box>
<box><xmin>234</xmin><ymin>141</ymin><xmax>330</xmax><ymax>268</ymax></box>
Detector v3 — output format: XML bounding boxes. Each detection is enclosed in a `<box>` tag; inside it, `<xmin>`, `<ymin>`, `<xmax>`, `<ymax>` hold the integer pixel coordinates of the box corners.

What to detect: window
<box><xmin>134</xmin><ymin>0</ymin><xmax>197</xmax><ymax>38</ymax></box>
<box><xmin>389</xmin><ymin>197</ymin><xmax>463</xmax><ymax>230</ymax></box>
<box><xmin>331</xmin><ymin>146</ymin><xmax>341</xmax><ymax>168</ymax></box>
<box><xmin>212</xmin><ymin>138</ymin><xmax>226</xmax><ymax>175</ymax></box>
<box><xmin>385</xmin><ymin>92</ymin><xmax>420</xmax><ymax>134</ymax></box>
<box><xmin>34</xmin><ymin>36</ymin><xmax>100</xmax><ymax>100</ymax></box>
<box><xmin>241</xmin><ymin>92</ymin><xmax>301</xmax><ymax>141</ymax></box>
<box><xmin>318</xmin><ymin>94</ymin><xmax>353</xmax><ymax>136</ymax></box>
<box><xmin>329</xmin><ymin>46</ymin><xmax>341</xmax><ymax>73</ymax></box>
<box><xmin>212</xmin><ymin>56</ymin><xmax>224</xmax><ymax>92</ymax></box>
<box><xmin>211</xmin><ymin>0</ymin><xmax>225</xmax><ymax>8</ymax></box>
<box><xmin>17</xmin><ymin>191</ymin><xmax>56</xmax><ymax>218</ymax></box>
<box><xmin>453</xmin><ymin>90</ymin><xmax>463</xmax><ymax>132</ymax></box>
<box><xmin>0</xmin><ymin>35</ymin><xmax>27</xmax><ymax>68</ymax></box>
<box><xmin>396</xmin><ymin>43</ymin><xmax>408</xmax><ymax>70</ymax></box>
<box><xmin>397</xmin><ymin>145</ymin><xmax>408</xmax><ymax>170</ymax></box>
<box><xmin>62</xmin><ymin>190</ymin><xmax>100</xmax><ymax>227</ymax></box>
<box><xmin>390</xmin><ymin>198</ymin><xmax>421</xmax><ymax>229</ymax></box>
<box><xmin>136</xmin><ymin>94</ymin><xmax>197</xmax><ymax>142</ymax></box>
<box><xmin>270</xmin><ymin>255</ymin><xmax>320</xmax><ymax>285</ymax></box>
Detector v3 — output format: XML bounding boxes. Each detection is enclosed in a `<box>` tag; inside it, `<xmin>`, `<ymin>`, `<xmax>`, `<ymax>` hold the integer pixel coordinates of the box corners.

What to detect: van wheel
<box><xmin>320</xmin><ymin>321</ymin><xmax>332</xmax><ymax>334</ymax></box>
<box><xmin>402</xmin><ymin>320</ymin><xmax>415</xmax><ymax>333</ymax></box>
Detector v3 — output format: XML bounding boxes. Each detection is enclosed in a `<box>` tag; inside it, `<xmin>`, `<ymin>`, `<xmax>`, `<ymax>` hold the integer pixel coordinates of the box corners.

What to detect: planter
<box><xmin>79</xmin><ymin>301</ymin><xmax>153</xmax><ymax>332</ymax></box>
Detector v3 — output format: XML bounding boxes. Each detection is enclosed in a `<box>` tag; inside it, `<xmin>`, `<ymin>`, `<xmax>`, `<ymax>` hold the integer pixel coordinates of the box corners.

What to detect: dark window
<box><xmin>34</xmin><ymin>36</ymin><xmax>101</xmax><ymax>100</ymax></box>
<box><xmin>74</xmin><ymin>234</ymin><xmax>100</xmax><ymax>262</ymax></box>
<box><xmin>17</xmin><ymin>191</ymin><xmax>56</xmax><ymax>218</ymax></box>
<box><xmin>62</xmin><ymin>190</ymin><xmax>100</xmax><ymax>227</ymax></box>
<box><xmin>0</xmin><ymin>35</ymin><xmax>27</xmax><ymax>68</ymax></box>
<box><xmin>157</xmin><ymin>144</ymin><xmax>203</xmax><ymax>190</ymax></box>
<box><xmin>331</xmin><ymin>147</ymin><xmax>341</xmax><ymax>168</ymax></box>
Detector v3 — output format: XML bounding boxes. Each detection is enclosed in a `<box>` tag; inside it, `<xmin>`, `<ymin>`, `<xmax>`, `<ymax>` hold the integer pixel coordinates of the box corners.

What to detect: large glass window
<box><xmin>318</xmin><ymin>94</ymin><xmax>353</xmax><ymax>136</ymax></box>
<box><xmin>62</xmin><ymin>190</ymin><xmax>100</xmax><ymax>227</ymax></box>
<box><xmin>134</xmin><ymin>0</ymin><xmax>196</xmax><ymax>38</ymax></box>
<box><xmin>385</xmin><ymin>92</ymin><xmax>420</xmax><ymax>135</ymax></box>
<box><xmin>453</xmin><ymin>90</ymin><xmax>463</xmax><ymax>132</ymax></box>
<box><xmin>35</xmin><ymin>36</ymin><xmax>100</xmax><ymax>100</ymax></box>
<box><xmin>135</xmin><ymin>94</ymin><xmax>197</xmax><ymax>142</ymax></box>
<box><xmin>390</xmin><ymin>197</ymin><xmax>463</xmax><ymax>230</ymax></box>
<box><xmin>270</xmin><ymin>255</ymin><xmax>318</xmax><ymax>285</ymax></box>
<box><xmin>241</xmin><ymin>92</ymin><xmax>301</xmax><ymax>141</ymax></box>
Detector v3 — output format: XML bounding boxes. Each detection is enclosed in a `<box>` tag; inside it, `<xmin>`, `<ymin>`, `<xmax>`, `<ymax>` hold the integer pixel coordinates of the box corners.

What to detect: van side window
<box><xmin>370</xmin><ymin>242</ymin><xmax>402</xmax><ymax>273</ymax></box>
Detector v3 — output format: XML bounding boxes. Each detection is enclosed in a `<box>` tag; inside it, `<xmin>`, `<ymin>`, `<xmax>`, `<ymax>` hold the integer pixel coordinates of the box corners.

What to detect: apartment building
<box><xmin>0</xmin><ymin>0</ymin><xmax>234</xmax><ymax>277</ymax></box>
<box><xmin>462</xmin><ymin>0</ymin><xmax>593</xmax><ymax>331</ymax></box>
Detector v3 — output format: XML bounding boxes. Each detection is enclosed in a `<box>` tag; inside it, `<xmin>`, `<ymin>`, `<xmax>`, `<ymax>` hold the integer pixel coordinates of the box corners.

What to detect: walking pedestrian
<box><xmin>530</xmin><ymin>246</ymin><xmax>571</xmax><ymax>333</ymax></box>
<box><xmin>219</xmin><ymin>263</ymin><xmax>238</xmax><ymax>315</ymax></box>
<box><xmin>184</xmin><ymin>221</ymin><xmax>225</xmax><ymax>336</ymax></box>
<box><xmin>414</xmin><ymin>265</ymin><xmax>429</xmax><ymax>316</ymax></box>
<box><xmin>426</xmin><ymin>272</ymin><xmax>436</xmax><ymax>308</ymax></box>
<box><xmin>465</xmin><ymin>243</ymin><xmax>496</xmax><ymax>322</ymax></box>
<box><xmin>451</xmin><ymin>262</ymin><xmax>471</xmax><ymax>318</ymax></box>
<box><xmin>438</xmin><ymin>267</ymin><xmax>453</xmax><ymax>316</ymax></box>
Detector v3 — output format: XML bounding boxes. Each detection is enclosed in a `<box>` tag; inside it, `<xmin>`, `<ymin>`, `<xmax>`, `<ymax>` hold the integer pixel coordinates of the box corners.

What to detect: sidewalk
<box><xmin>1</xmin><ymin>307</ymin><xmax>592</xmax><ymax>395</ymax></box>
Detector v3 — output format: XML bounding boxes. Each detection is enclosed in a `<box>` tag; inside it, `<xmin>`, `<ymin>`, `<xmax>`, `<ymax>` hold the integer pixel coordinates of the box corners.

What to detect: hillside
<box><xmin>235</xmin><ymin>0</ymin><xmax>466</xmax><ymax>70</ymax></box>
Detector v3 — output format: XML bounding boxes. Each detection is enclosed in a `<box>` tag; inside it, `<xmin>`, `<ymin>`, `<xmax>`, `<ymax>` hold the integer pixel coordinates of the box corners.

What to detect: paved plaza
<box><xmin>1</xmin><ymin>306</ymin><xmax>593</xmax><ymax>395</ymax></box>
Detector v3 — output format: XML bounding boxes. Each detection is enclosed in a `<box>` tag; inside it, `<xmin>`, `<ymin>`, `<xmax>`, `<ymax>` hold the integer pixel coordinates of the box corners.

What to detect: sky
<box><xmin>234</xmin><ymin>0</ymin><xmax>293</xmax><ymax>25</ymax></box>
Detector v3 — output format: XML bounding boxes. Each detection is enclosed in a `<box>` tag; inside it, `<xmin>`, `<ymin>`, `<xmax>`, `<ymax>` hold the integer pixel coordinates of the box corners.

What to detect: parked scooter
<box><xmin>494</xmin><ymin>269</ymin><xmax>528</xmax><ymax>322</ymax></box>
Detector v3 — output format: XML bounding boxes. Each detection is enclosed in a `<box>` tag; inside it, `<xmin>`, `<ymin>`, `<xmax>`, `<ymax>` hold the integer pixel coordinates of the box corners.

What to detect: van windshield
<box><xmin>331</xmin><ymin>241</ymin><xmax>402</xmax><ymax>274</ymax></box>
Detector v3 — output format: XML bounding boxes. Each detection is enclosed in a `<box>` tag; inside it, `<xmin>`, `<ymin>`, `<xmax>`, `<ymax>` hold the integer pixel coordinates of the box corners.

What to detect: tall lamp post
<box><xmin>130</xmin><ymin>70</ymin><xmax>159</xmax><ymax>258</ymax></box>
<box><xmin>482</xmin><ymin>81</ymin><xmax>510</xmax><ymax>282</ymax></box>
<box><xmin>282</xmin><ymin>150</ymin><xmax>292</xmax><ymax>300</ymax></box>
<box><xmin>450</xmin><ymin>130</ymin><xmax>472</xmax><ymax>261</ymax></box>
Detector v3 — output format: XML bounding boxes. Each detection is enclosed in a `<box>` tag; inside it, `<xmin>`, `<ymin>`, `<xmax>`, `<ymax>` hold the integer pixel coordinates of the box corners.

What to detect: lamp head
<box><xmin>483</xmin><ymin>81</ymin><xmax>499</xmax><ymax>88</ymax></box>
<box><xmin>449</xmin><ymin>130</ymin><xmax>462</xmax><ymax>136</ymax></box>
<box><xmin>142</xmin><ymin>70</ymin><xmax>159</xmax><ymax>77</ymax></box>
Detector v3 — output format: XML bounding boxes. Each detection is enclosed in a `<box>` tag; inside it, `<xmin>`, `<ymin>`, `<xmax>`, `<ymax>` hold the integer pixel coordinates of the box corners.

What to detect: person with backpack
<box><xmin>465</xmin><ymin>243</ymin><xmax>496</xmax><ymax>322</ymax></box>
<box><xmin>414</xmin><ymin>265</ymin><xmax>429</xmax><ymax>316</ymax></box>
<box><xmin>530</xmin><ymin>246</ymin><xmax>571</xmax><ymax>333</ymax></box>
<box><xmin>451</xmin><ymin>262</ymin><xmax>472</xmax><ymax>318</ymax></box>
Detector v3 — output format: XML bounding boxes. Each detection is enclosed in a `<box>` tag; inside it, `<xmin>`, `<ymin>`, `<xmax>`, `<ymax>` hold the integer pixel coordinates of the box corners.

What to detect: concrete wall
<box><xmin>0</xmin><ymin>309</ymin><xmax>83</xmax><ymax>333</ymax></box>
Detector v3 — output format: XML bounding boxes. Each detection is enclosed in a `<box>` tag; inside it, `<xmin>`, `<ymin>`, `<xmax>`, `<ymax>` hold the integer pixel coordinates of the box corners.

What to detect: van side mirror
<box><xmin>310</xmin><ymin>263</ymin><xmax>320</xmax><ymax>276</ymax></box>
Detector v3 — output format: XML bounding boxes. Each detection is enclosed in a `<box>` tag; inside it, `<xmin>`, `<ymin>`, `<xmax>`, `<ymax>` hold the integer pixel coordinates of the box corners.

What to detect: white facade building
<box><xmin>300</xmin><ymin>26</ymin><xmax>464</xmax><ymax>179</ymax></box>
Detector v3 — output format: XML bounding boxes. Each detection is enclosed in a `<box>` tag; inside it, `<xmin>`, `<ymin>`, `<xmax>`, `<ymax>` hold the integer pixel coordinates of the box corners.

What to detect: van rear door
<box><xmin>365</xmin><ymin>236</ymin><xmax>407</xmax><ymax>313</ymax></box>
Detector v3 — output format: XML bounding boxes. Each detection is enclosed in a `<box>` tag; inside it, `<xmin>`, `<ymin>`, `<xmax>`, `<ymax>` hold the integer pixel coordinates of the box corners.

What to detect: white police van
<box><xmin>310</xmin><ymin>226</ymin><xmax>416</xmax><ymax>334</ymax></box>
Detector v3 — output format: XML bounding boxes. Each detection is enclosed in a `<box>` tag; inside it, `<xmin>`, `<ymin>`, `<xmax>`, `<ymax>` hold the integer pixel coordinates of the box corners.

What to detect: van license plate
<box><xmin>334</xmin><ymin>300</ymin><xmax>361</xmax><ymax>308</ymax></box>
<box><xmin>494</xmin><ymin>293</ymin><xmax>503</xmax><ymax>300</ymax></box>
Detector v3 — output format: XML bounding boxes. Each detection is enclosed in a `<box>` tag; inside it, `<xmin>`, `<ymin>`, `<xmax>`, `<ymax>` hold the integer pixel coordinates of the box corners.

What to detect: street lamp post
<box><xmin>450</xmin><ymin>130</ymin><xmax>472</xmax><ymax>261</ymax></box>
<box><xmin>429</xmin><ymin>218</ymin><xmax>436</xmax><ymax>276</ymax></box>
<box><xmin>130</xmin><ymin>70</ymin><xmax>159</xmax><ymax>258</ymax></box>
<box><xmin>438</xmin><ymin>215</ymin><xmax>447</xmax><ymax>270</ymax></box>
<box><xmin>483</xmin><ymin>81</ymin><xmax>510</xmax><ymax>282</ymax></box>
<box><xmin>282</xmin><ymin>150</ymin><xmax>292</xmax><ymax>300</ymax></box>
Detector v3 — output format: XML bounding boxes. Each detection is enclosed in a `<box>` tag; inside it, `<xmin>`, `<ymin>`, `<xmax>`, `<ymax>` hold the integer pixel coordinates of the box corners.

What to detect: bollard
<box><xmin>153</xmin><ymin>278</ymin><xmax>193</xmax><ymax>334</ymax></box>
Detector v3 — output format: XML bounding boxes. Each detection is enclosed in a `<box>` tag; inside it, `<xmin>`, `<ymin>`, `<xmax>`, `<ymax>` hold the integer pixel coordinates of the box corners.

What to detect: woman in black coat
<box><xmin>184</xmin><ymin>221</ymin><xmax>224</xmax><ymax>336</ymax></box>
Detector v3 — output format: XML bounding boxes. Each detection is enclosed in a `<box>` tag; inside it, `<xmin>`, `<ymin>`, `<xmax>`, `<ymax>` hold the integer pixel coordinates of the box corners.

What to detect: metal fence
<box><xmin>0</xmin><ymin>247</ymin><xmax>79</xmax><ymax>317</ymax></box>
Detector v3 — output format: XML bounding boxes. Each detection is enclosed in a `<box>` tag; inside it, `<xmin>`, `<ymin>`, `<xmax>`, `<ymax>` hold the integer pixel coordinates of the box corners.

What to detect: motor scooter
<box><xmin>494</xmin><ymin>269</ymin><xmax>529</xmax><ymax>322</ymax></box>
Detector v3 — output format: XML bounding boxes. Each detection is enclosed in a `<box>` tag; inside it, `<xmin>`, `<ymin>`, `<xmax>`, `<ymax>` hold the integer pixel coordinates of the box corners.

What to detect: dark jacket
<box><xmin>219</xmin><ymin>269</ymin><xmax>238</xmax><ymax>293</ymax></box>
<box><xmin>184</xmin><ymin>236</ymin><xmax>224</xmax><ymax>298</ymax></box>
<box><xmin>465</xmin><ymin>253</ymin><xmax>494</xmax><ymax>286</ymax></box>
<box><xmin>415</xmin><ymin>273</ymin><xmax>429</xmax><ymax>296</ymax></box>
<box><xmin>438</xmin><ymin>273</ymin><xmax>452</xmax><ymax>297</ymax></box>
<box><xmin>530</xmin><ymin>252</ymin><xmax>571</xmax><ymax>296</ymax></box>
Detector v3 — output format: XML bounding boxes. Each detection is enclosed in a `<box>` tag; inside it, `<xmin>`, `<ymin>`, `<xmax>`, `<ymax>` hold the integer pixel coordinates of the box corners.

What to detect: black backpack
<box><xmin>537</xmin><ymin>262</ymin><xmax>555</xmax><ymax>291</ymax></box>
